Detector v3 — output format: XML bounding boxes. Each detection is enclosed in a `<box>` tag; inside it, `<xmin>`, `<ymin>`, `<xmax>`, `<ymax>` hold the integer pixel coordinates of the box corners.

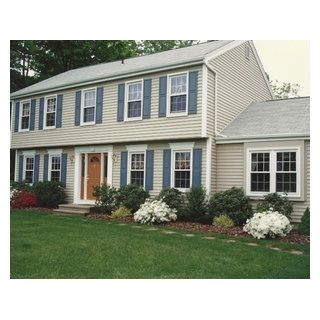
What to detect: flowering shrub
<box><xmin>134</xmin><ymin>199</ymin><xmax>177</xmax><ymax>224</ymax></box>
<box><xmin>10</xmin><ymin>188</ymin><xmax>19</xmax><ymax>202</ymax></box>
<box><xmin>243</xmin><ymin>209</ymin><xmax>292</xmax><ymax>239</ymax></box>
<box><xmin>11</xmin><ymin>189</ymin><xmax>37</xmax><ymax>209</ymax></box>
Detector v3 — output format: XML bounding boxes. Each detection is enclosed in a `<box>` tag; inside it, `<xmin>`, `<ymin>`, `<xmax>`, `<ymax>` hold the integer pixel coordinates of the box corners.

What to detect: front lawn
<box><xmin>10</xmin><ymin>210</ymin><xmax>310</xmax><ymax>279</ymax></box>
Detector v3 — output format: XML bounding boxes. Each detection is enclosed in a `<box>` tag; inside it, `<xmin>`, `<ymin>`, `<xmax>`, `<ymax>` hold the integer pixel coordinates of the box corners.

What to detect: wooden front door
<box><xmin>87</xmin><ymin>153</ymin><xmax>101</xmax><ymax>200</ymax></box>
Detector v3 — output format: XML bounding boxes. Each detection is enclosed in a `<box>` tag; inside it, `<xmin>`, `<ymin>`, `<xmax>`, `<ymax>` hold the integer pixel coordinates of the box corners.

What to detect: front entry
<box><xmin>79</xmin><ymin>152</ymin><xmax>109</xmax><ymax>202</ymax></box>
<box><xmin>87</xmin><ymin>153</ymin><xmax>101</xmax><ymax>200</ymax></box>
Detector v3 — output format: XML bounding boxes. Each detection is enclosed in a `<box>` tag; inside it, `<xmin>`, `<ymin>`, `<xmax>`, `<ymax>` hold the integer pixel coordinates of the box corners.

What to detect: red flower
<box><xmin>11</xmin><ymin>190</ymin><xmax>37</xmax><ymax>209</ymax></box>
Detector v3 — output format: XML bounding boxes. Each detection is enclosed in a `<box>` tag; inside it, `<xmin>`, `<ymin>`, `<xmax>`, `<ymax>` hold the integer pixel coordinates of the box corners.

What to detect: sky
<box><xmin>254</xmin><ymin>40</ymin><xmax>310</xmax><ymax>96</ymax></box>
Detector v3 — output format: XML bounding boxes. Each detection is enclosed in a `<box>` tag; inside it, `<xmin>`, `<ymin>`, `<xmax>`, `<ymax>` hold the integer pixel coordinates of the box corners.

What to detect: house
<box><xmin>10</xmin><ymin>40</ymin><xmax>310</xmax><ymax>222</ymax></box>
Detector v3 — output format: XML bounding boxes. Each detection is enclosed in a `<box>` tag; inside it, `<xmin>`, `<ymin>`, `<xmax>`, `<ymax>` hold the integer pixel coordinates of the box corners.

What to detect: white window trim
<box><xmin>19</xmin><ymin>99</ymin><xmax>31</xmax><ymax>132</ymax></box>
<box><xmin>48</xmin><ymin>154</ymin><xmax>62</xmax><ymax>182</ymax></box>
<box><xmin>23</xmin><ymin>155</ymin><xmax>35</xmax><ymax>183</ymax></box>
<box><xmin>246</xmin><ymin>146</ymin><xmax>301</xmax><ymax>198</ymax></box>
<box><xmin>43</xmin><ymin>94</ymin><xmax>57</xmax><ymax>129</ymax></box>
<box><xmin>127</xmin><ymin>150</ymin><xmax>146</xmax><ymax>188</ymax></box>
<box><xmin>80</xmin><ymin>87</ymin><xmax>96</xmax><ymax>126</ymax></box>
<box><xmin>124</xmin><ymin>79</ymin><xmax>144</xmax><ymax>122</ymax></box>
<box><xmin>170</xmin><ymin>147</ymin><xmax>193</xmax><ymax>192</ymax></box>
<box><xmin>167</xmin><ymin>72</ymin><xmax>189</xmax><ymax>117</ymax></box>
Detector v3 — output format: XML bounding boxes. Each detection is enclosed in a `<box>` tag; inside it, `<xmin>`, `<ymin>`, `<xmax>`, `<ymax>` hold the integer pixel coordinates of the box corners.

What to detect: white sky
<box><xmin>254</xmin><ymin>40</ymin><xmax>310</xmax><ymax>96</ymax></box>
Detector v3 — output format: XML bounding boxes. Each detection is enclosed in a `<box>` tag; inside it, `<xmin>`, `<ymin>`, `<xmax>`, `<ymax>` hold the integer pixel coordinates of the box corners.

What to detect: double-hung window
<box><xmin>49</xmin><ymin>155</ymin><xmax>61</xmax><ymax>182</ymax></box>
<box><xmin>168</xmin><ymin>73</ymin><xmax>188</xmax><ymax>115</ymax></box>
<box><xmin>20</xmin><ymin>101</ymin><xmax>31</xmax><ymax>131</ymax></box>
<box><xmin>173</xmin><ymin>151</ymin><xmax>191</xmax><ymax>189</ymax></box>
<box><xmin>129</xmin><ymin>152</ymin><xmax>145</xmax><ymax>187</ymax></box>
<box><xmin>247</xmin><ymin>148</ymin><xmax>300</xmax><ymax>196</ymax></box>
<box><xmin>126</xmin><ymin>81</ymin><xmax>142</xmax><ymax>120</ymax></box>
<box><xmin>24</xmin><ymin>156</ymin><xmax>34</xmax><ymax>183</ymax></box>
<box><xmin>82</xmin><ymin>89</ymin><xmax>96</xmax><ymax>124</ymax></box>
<box><xmin>45</xmin><ymin>96</ymin><xmax>57</xmax><ymax>128</ymax></box>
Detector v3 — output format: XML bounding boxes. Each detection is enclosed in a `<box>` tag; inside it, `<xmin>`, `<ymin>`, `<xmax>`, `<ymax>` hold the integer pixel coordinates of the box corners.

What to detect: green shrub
<box><xmin>158</xmin><ymin>188</ymin><xmax>184</xmax><ymax>215</ymax></box>
<box><xmin>10</xmin><ymin>180</ymin><xmax>34</xmax><ymax>192</ymax></box>
<box><xmin>208</xmin><ymin>187</ymin><xmax>252</xmax><ymax>226</ymax></box>
<box><xmin>256</xmin><ymin>193</ymin><xmax>293</xmax><ymax>218</ymax></box>
<box><xmin>299</xmin><ymin>207</ymin><xmax>310</xmax><ymax>235</ymax></box>
<box><xmin>33</xmin><ymin>181</ymin><xmax>67</xmax><ymax>208</ymax></box>
<box><xmin>213</xmin><ymin>214</ymin><xmax>235</xmax><ymax>228</ymax></box>
<box><xmin>111</xmin><ymin>206</ymin><xmax>132</xmax><ymax>219</ymax></box>
<box><xmin>184</xmin><ymin>186</ymin><xmax>209</xmax><ymax>223</ymax></box>
<box><xmin>115</xmin><ymin>184</ymin><xmax>149</xmax><ymax>213</ymax></box>
<box><xmin>93</xmin><ymin>184</ymin><xmax>117</xmax><ymax>214</ymax></box>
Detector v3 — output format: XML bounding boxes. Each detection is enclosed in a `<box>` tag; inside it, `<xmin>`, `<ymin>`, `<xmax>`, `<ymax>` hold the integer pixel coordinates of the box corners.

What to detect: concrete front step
<box><xmin>53</xmin><ymin>204</ymin><xmax>94</xmax><ymax>216</ymax></box>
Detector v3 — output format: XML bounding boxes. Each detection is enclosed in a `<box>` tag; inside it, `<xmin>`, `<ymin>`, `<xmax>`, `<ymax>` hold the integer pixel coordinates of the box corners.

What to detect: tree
<box><xmin>270</xmin><ymin>80</ymin><xmax>301</xmax><ymax>99</ymax></box>
<box><xmin>10</xmin><ymin>40</ymin><xmax>198</xmax><ymax>92</ymax></box>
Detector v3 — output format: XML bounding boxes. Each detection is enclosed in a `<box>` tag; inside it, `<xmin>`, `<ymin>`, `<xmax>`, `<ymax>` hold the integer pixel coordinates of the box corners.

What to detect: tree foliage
<box><xmin>10</xmin><ymin>40</ymin><xmax>199</xmax><ymax>92</ymax></box>
<box><xmin>270</xmin><ymin>80</ymin><xmax>301</xmax><ymax>99</ymax></box>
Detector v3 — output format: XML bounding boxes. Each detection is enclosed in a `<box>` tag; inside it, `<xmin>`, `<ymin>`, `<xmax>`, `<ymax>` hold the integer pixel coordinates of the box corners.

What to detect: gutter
<box><xmin>10</xmin><ymin>60</ymin><xmax>204</xmax><ymax>99</ymax></box>
<box><xmin>216</xmin><ymin>133</ymin><xmax>310</xmax><ymax>144</ymax></box>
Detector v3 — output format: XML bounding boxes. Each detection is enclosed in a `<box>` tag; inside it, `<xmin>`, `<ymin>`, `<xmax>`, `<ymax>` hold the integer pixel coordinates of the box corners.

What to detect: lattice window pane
<box><xmin>174</xmin><ymin>171</ymin><xmax>191</xmax><ymax>189</ymax></box>
<box><xmin>170</xmin><ymin>95</ymin><xmax>186</xmax><ymax>112</ymax></box>
<box><xmin>84</xmin><ymin>107</ymin><xmax>95</xmax><ymax>122</ymax></box>
<box><xmin>128</xmin><ymin>101</ymin><xmax>142</xmax><ymax>118</ymax></box>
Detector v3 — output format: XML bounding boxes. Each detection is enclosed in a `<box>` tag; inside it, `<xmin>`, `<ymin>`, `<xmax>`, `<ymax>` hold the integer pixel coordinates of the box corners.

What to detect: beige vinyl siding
<box><xmin>216</xmin><ymin>140</ymin><xmax>310</xmax><ymax>222</ymax></box>
<box><xmin>207</xmin><ymin>41</ymin><xmax>273</xmax><ymax>133</ymax></box>
<box><xmin>11</xmin><ymin>67</ymin><xmax>202</xmax><ymax>149</ymax></box>
<box><xmin>112</xmin><ymin>139</ymin><xmax>207</xmax><ymax>198</ymax></box>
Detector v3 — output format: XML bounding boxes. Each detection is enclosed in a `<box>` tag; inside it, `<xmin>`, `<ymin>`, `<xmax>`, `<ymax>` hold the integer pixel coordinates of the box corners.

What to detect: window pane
<box><xmin>171</xmin><ymin>75</ymin><xmax>187</xmax><ymax>94</ymax></box>
<box><xmin>84</xmin><ymin>107</ymin><xmax>95</xmax><ymax>122</ymax></box>
<box><xmin>47</xmin><ymin>98</ymin><xmax>56</xmax><ymax>112</ymax></box>
<box><xmin>25</xmin><ymin>171</ymin><xmax>33</xmax><ymax>183</ymax></box>
<box><xmin>46</xmin><ymin>112</ymin><xmax>55</xmax><ymax>127</ymax></box>
<box><xmin>26</xmin><ymin>158</ymin><xmax>34</xmax><ymax>170</ymax></box>
<box><xmin>170</xmin><ymin>95</ymin><xmax>186</xmax><ymax>113</ymax></box>
<box><xmin>128</xmin><ymin>82</ymin><xmax>142</xmax><ymax>101</ymax></box>
<box><xmin>250</xmin><ymin>173</ymin><xmax>270</xmax><ymax>192</ymax></box>
<box><xmin>51</xmin><ymin>171</ymin><xmax>60</xmax><ymax>182</ymax></box>
<box><xmin>175</xmin><ymin>152</ymin><xmax>191</xmax><ymax>170</ymax></box>
<box><xmin>130</xmin><ymin>171</ymin><xmax>144</xmax><ymax>186</ymax></box>
<box><xmin>131</xmin><ymin>153</ymin><xmax>144</xmax><ymax>170</ymax></box>
<box><xmin>251</xmin><ymin>152</ymin><xmax>269</xmax><ymax>173</ymax></box>
<box><xmin>276</xmin><ymin>173</ymin><xmax>297</xmax><ymax>193</ymax></box>
<box><xmin>174</xmin><ymin>171</ymin><xmax>191</xmax><ymax>189</ymax></box>
<box><xmin>21</xmin><ymin>116</ymin><xmax>29</xmax><ymax>129</ymax></box>
<box><xmin>276</xmin><ymin>151</ymin><xmax>297</xmax><ymax>174</ymax></box>
<box><xmin>22</xmin><ymin>103</ymin><xmax>30</xmax><ymax>116</ymax></box>
<box><xmin>128</xmin><ymin>101</ymin><xmax>142</xmax><ymax>118</ymax></box>
<box><xmin>51</xmin><ymin>156</ymin><xmax>61</xmax><ymax>170</ymax></box>
<box><xmin>84</xmin><ymin>91</ymin><xmax>95</xmax><ymax>107</ymax></box>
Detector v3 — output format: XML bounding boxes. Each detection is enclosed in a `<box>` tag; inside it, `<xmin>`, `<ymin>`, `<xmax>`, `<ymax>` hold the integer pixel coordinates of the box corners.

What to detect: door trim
<box><xmin>74</xmin><ymin>145</ymin><xmax>113</xmax><ymax>204</ymax></box>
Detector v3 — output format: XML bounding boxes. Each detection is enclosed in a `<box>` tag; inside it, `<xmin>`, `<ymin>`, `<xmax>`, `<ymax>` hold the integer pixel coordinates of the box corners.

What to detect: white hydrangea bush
<box><xmin>243</xmin><ymin>209</ymin><xmax>292</xmax><ymax>239</ymax></box>
<box><xmin>134</xmin><ymin>199</ymin><xmax>177</xmax><ymax>224</ymax></box>
<box><xmin>10</xmin><ymin>189</ymin><xmax>19</xmax><ymax>201</ymax></box>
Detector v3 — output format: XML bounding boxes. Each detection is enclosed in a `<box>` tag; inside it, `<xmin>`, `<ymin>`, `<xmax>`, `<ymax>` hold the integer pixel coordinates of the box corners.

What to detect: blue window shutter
<box><xmin>120</xmin><ymin>151</ymin><xmax>128</xmax><ymax>186</ymax></box>
<box><xmin>56</xmin><ymin>94</ymin><xmax>63</xmax><ymax>128</ymax></box>
<box><xmin>14</xmin><ymin>102</ymin><xmax>20</xmax><ymax>132</ymax></box>
<box><xmin>159</xmin><ymin>76</ymin><xmax>167</xmax><ymax>117</ymax></box>
<box><xmin>61</xmin><ymin>153</ymin><xmax>68</xmax><ymax>186</ymax></box>
<box><xmin>96</xmin><ymin>87</ymin><xmax>104</xmax><ymax>124</ymax></box>
<box><xmin>43</xmin><ymin>154</ymin><xmax>49</xmax><ymax>181</ymax></box>
<box><xmin>18</xmin><ymin>155</ymin><xmax>24</xmax><ymax>182</ymax></box>
<box><xmin>34</xmin><ymin>154</ymin><xmax>40</xmax><ymax>183</ymax></box>
<box><xmin>143</xmin><ymin>79</ymin><xmax>152</xmax><ymax>119</ymax></box>
<box><xmin>145</xmin><ymin>150</ymin><xmax>154</xmax><ymax>190</ymax></box>
<box><xmin>162</xmin><ymin>149</ymin><xmax>171</xmax><ymax>188</ymax></box>
<box><xmin>188</xmin><ymin>71</ymin><xmax>198</xmax><ymax>114</ymax></box>
<box><xmin>30</xmin><ymin>99</ymin><xmax>36</xmax><ymax>131</ymax></box>
<box><xmin>39</xmin><ymin>97</ymin><xmax>44</xmax><ymax>130</ymax></box>
<box><xmin>75</xmin><ymin>91</ymin><xmax>81</xmax><ymax>126</ymax></box>
<box><xmin>192</xmin><ymin>148</ymin><xmax>202</xmax><ymax>187</ymax></box>
<box><xmin>117</xmin><ymin>84</ymin><xmax>125</xmax><ymax>122</ymax></box>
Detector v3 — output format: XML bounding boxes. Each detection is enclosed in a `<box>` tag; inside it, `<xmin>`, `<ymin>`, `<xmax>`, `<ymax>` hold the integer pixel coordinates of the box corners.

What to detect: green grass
<box><xmin>10</xmin><ymin>210</ymin><xmax>310</xmax><ymax>279</ymax></box>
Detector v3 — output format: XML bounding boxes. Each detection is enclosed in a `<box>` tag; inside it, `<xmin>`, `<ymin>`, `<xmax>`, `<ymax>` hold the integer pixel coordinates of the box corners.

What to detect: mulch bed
<box><xmin>86</xmin><ymin>214</ymin><xmax>310</xmax><ymax>245</ymax></box>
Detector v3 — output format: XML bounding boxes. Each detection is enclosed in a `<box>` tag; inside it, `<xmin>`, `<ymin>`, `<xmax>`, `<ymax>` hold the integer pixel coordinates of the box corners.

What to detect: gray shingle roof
<box><xmin>11</xmin><ymin>40</ymin><xmax>234</xmax><ymax>98</ymax></box>
<box><xmin>218</xmin><ymin>97</ymin><xmax>310</xmax><ymax>140</ymax></box>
